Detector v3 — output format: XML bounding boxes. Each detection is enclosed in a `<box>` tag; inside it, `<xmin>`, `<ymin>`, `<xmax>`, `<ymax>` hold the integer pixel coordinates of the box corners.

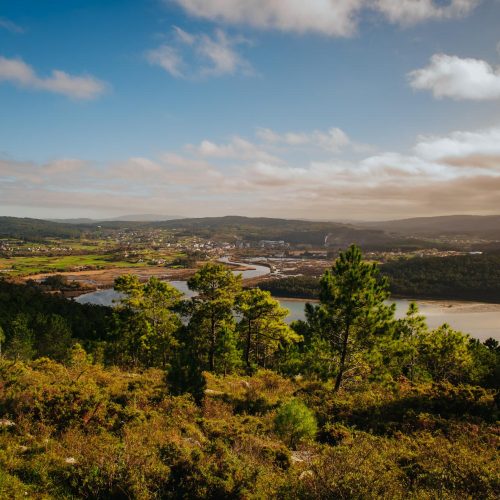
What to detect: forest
<box><xmin>260</xmin><ymin>253</ymin><xmax>500</xmax><ymax>303</ymax></box>
<box><xmin>382</xmin><ymin>253</ymin><xmax>500</xmax><ymax>302</ymax></box>
<box><xmin>0</xmin><ymin>246</ymin><xmax>498</xmax><ymax>498</ymax></box>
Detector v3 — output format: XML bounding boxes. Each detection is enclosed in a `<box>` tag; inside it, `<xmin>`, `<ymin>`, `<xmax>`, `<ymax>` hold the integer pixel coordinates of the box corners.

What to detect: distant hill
<box><xmin>150</xmin><ymin>216</ymin><xmax>434</xmax><ymax>250</ymax></box>
<box><xmin>48</xmin><ymin>218</ymin><xmax>96</xmax><ymax>224</ymax></box>
<box><xmin>5</xmin><ymin>214</ymin><xmax>492</xmax><ymax>249</ymax></box>
<box><xmin>0</xmin><ymin>217</ymin><xmax>85</xmax><ymax>240</ymax></box>
<box><xmin>51</xmin><ymin>214</ymin><xmax>184</xmax><ymax>223</ymax></box>
<box><xmin>0</xmin><ymin>217</ymin><xmax>151</xmax><ymax>240</ymax></box>
<box><xmin>359</xmin><ymin>215</ymin><xmax>500</xmax><ymax>240</ymax></box>
<box><xmin>107</xmin><ymin>214</ymin><xmax>184</xmax><ymax>222</ymax></box>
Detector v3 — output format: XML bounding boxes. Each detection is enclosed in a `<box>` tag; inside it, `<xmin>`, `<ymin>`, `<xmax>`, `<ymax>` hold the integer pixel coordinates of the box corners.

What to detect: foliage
<box><xmin>259</xmin><ymin>275</ymin><xmax>320</xmax><ymax>299</ymax></box>
<box><xmin>315</xmin><ymin>244</ymin><xmax>395</xmax><ymax>390</ymax></box>
<box><xmin>274</xmin><ymin>399</ymin><xmax>318</xmax><ymax>448</ymax></box>
<box><xmin>236</xmin><ymin>288</ymin><xmax>300</xmax><ymax>371</ymax></box>
<box><xmin>186</xmin><ymin>262</ymin><xmax>242</xmax><ymax>372</ymax></box>
<box><xmin>383</xmin><ymin>253</ymin><xmax>500</xmax><ymax>302</ymax></box>
<box><xmin>0</xmin><ymin>358</ymin><xmax>498</xmax><ymax>499</ymax></box>
<box><xmin>259</xmin><ymin>253</ymin><xmax>500</xmax><ymax>305</ymax></box>
<box><xmin>113</xmin><ymin>275</ymin><xmax>182</xmax><ymax>368</ymax></box>
<box><xmin>0</xmin><ymin>250</ymin><xmax>499</xmax><ymax>498</ymax></box>
<box><xmin>0</xmin><ymin>280</ymin><xmax>112</xmax><ymax>351</ymax></box>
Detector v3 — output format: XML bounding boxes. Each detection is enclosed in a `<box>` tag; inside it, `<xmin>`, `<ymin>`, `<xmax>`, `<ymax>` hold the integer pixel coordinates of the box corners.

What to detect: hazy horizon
<box><xmin>1</xmin><ymin>1</ymin><xmax>500</xmax><ymax>219</ymax></box>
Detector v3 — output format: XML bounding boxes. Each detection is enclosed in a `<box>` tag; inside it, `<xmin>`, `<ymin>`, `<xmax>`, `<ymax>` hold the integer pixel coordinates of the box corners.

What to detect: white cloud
<box><xmin>172</xmin><ymin>0</ymin><xmax>480</xmax><ymax>37</ymax></box>
<box><xmin>0</xmin><ymin>17</ymin><xmax>25</xmax><ymax>34</ymax></box>
<box><xmin>173</xmin><ymin>0</ymin><xmax>364</xmax><ymax>37</ymax></box>
<box><xmin>146</xmin><ymin>45</ymin><xmax>184</xmax><ymax>77</ymax></box>
<box><xmin>190</xmin><ymin>136</ymin><xmax>281</xmax><ymax>163</ymax></box>
<box><xmin>197</xmin><ymin>29</ymin><xmax>252</xmax><ymax>76</ymax></box>
<box><xmin>408</xmin><ymin>53</ymin><xmax>500</xmax><ymax>100</ymax></box>
<box><xmin>0</xmin><ymin>56</ymin><xmax>107</xmax><ymax>100</ymax></box>
<box><xmin>375</xmin><ymin>0</ymin><xmax>479</xmax><ymax>25</ymax></box>
<box><xmin>257</xmin><ymin>127</ymin><xmax>351</xmax><ymax>152</ymax></box>
<box><xmin>146</xmin><ymin>28</ymin><xmax>252</xmax><ymax>78</ymax></box>
<box><xmin>414</xmin><ymin>127</ymin><xmax>500</xmax><ymax>167</ymax></box>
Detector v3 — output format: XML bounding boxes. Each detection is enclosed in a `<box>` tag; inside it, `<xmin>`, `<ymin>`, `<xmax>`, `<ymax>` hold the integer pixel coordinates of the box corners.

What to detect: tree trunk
<box><xmin>334</xmin><ymin>323</ymin><xmax>350</xmax><ymax>392</ymax></box>
<box><xmin>245</xmin><ymin>319</ymin><xmax>251</xmax><ymax>369</ymax></box>
<box><xmin>209</xmin><ymin>315</ymin><xmax>215</xmax><ymax>372</ymax></box>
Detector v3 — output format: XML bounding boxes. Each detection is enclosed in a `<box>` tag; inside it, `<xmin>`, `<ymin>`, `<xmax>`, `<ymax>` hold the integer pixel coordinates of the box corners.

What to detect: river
<box><xmin>75</xmin><ymin>258</ymin><xmax>499</xmax><ymax>342</ymax></box>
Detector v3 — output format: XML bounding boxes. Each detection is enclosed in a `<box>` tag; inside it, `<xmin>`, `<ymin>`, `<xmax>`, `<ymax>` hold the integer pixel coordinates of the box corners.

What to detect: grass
<box><xmin>0</xmin><ymin>254</ymin><xmax>150</xmax><ymax>276</ymax></box>
<box><xmin>0</xmin><ymin>247</ymin><xmax>186</xmax><ymax>276</ymax></box>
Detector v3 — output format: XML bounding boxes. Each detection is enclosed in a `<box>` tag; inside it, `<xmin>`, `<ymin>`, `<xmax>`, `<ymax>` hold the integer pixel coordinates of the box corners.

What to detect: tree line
<box><xmin>260</xmin><ymin>252</ymin><xmax>500</xmax><ymax>303</ymax></box>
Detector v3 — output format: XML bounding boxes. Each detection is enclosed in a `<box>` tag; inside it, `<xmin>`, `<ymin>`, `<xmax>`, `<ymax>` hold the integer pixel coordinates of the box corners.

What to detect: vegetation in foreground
<box><xmin>0</xmin><ymin>246</ymin><xmax>498</xmax><ymax>498</ymax></box>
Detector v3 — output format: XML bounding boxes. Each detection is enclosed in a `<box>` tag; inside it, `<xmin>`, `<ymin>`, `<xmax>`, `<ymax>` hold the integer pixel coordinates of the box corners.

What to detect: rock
<box><xmin>183</xmin><ymin>437</ymin><xmax>202</xmax><ymax>448</ymax></box>
<box><xmin>65</xmin><ymin>457</ymin><xmax>77</xmax><ymax>464</ymax></box>
<box><xmin>204</xmin><ymin>389</ymin><xmax>224</xmax><ymax>396</ymax></box>
<box><xmin>291</xmin><ymin>451</ymin><xmax>314</xmax><ymax>464</ymax></box>
<box><xmin>299</xmin><ymin>470</ymin><xmax>314</xmax><ymax>481</ymax></box>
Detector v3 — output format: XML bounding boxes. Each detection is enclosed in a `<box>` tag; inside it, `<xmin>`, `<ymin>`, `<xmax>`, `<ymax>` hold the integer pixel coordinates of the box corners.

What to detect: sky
<box><xmin>1</xmin><ymin>0</ymin><xmax>500</xmax><ymax>221</ymax></box>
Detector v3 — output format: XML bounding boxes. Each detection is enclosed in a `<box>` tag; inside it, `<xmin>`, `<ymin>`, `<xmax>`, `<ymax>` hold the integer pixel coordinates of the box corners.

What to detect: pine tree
<box><xmin>187</xmin><ymin>262</ymin><xmax>241</xmax><ymax>372</ymax></box>
<box><xmin>114</xmin><ymin>275</ymin><xmax>183</xmax><ymax>368</ymax></box>
<box><xmin>236</xmin><ymin>288</ymin><xmax>300</xmax><ymax>371</ymax></box>
<box><xmin>5</xmin><ymin>314</ymin><xmax>35</xmax><ymax>361</ymax></box>
<box><xmin>318</xmin><ymin>245</ymin><xmax>395</xmax><ymax>391</ymax></box>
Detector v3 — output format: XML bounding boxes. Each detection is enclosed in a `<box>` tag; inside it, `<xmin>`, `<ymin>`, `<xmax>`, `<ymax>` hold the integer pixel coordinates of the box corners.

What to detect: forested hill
<box><xmin>360</xmin><ymin>215</ymin><xmax>500</xmax><ymax>240</ymax></box>
<box><xmin>4</xmin><ymin>214</ymin><xmax>499</xmax><ymax>244</ymax></box>
<box><xmin>0</xmin><ymin>217</ymin><xmax>145</xmax><ymax>240</ymax></box>
<box><xmin>260</xmin><ymin>253</ymin><xmax>500</xmax><ymax>303</ymax></box>
<box><xmin>0</xmin><ymin>217</ymin><xmax>85</xmax><ymax>240</ymax></box>
<box><xmin>0</xmin><ymin>215</ymin><xmax>433</xmax><ymax>249</ymax></box>
<box><xmin>150</xmin><ymin>216</ymin><xmax>432</xmax><ymax>249</ymax></box>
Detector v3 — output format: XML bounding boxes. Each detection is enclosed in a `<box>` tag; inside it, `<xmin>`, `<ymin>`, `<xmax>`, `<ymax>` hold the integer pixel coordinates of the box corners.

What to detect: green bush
<box><xmin>274</xmin><ymin>399</ymin><xmax>317</xmax><ymax>448</ymax></box>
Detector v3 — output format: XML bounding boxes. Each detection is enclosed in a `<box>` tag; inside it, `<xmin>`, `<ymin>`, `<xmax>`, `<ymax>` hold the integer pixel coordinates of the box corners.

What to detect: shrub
<box><xmin>274</xmin><ymin>399</ymin><xmax>317</xmax><ymax>448</ymax></box>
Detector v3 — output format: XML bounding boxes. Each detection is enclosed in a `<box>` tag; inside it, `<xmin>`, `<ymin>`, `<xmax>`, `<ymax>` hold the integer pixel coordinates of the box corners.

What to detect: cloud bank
<box><xmin>2</xmin><ymin>124</ymin><xmax>499</xmax><ymax>219</ymax></box>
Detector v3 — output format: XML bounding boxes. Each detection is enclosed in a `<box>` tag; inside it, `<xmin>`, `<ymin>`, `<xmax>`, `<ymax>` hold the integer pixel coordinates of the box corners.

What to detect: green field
<box><xmin>0</xmin><ymin>254</ymin><xmax>150</xmax><ymax>276</ymax></box>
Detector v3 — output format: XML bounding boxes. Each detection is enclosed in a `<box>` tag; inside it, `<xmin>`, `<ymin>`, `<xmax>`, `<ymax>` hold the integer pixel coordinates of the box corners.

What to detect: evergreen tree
<box><xmin>317</xmin><ymin>245</ymin><xmax>395</xmax><ymax>391</ymax></box>
<box><xmin>384</xmin><ymin>302</ymin><xmax>428</xmax><ymax>381</ymax></box>
<box><xmin>187</xmin><ymin>262</ymin><xmax>241</xmax><ymax>372</ymax></box>
<box><xmin>114</xmin><ymin>275</ymin><xmax>183</xmax><ymax>368</ymax></box>
<box><xmin>415</xmin><ymin>324</ymin><xmax>474</xmax><ymax>383</ymax></box>
<box><xmin>167</xmin><ymin>326</ymin><xmax>206</xmax><ymax>405</ymax></box>
<box><xmin>236</xmin><ymin>288</ymin><xmax>300</xmax><ymax>371</ymax></box>
<box><xmin>5</xmin><ymin>314</ymin><xmax>35</xmax><ymax>361</ymax></box>
<box><xmin>34</xmin><ymin>313</ymin><xmax>74</xmax><ymax>362</ymax></box>
<box><xmin>215</xmin><ymin>324</ymin><xmax>242</xmax><ymax>375</ymax></box>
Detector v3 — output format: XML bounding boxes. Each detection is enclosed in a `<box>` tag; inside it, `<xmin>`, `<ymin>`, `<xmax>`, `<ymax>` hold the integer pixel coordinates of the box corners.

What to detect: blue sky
<box><xmin>1</xmin><ymin>0</ymin><xmax>500</xmax><ymax>220</ymax></box>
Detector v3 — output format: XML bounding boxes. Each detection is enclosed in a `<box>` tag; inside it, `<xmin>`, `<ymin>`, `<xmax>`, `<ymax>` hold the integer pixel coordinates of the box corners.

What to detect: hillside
<box><xmin>0</xmin><ymin>217</ymin><xmax>86</xmax><ymax>240</ymax></box>
<box><xmin>0</xmin><ymin>215</ymin><xmax>435</xmax><ymax>250</ymax></box>
<box><xmin>152</xmin><ymin>216</ymin><xmax>433</xmax><ymax>249</ymax></box>
<box><xmin>360</xmin><ymin>215</ymin><xmax>500</xmax><ymax>240</ymax></box>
